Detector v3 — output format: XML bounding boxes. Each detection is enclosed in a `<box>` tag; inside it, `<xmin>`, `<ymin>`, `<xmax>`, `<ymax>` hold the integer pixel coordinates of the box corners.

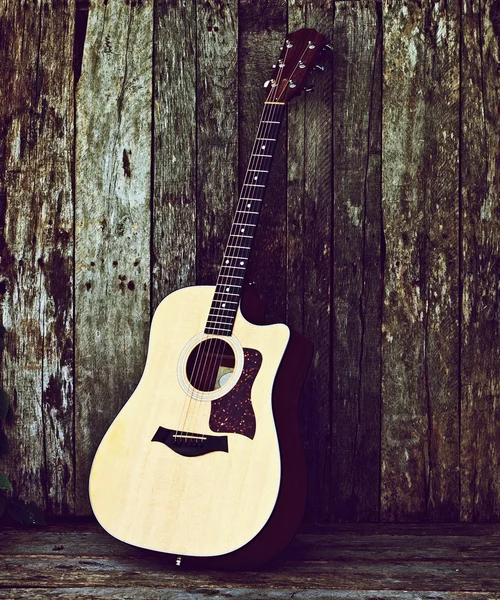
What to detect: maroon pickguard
<box><xmin>209</xmin><ymin>348</ymin><xmax>262</xmax><ymax>440</ymax></box>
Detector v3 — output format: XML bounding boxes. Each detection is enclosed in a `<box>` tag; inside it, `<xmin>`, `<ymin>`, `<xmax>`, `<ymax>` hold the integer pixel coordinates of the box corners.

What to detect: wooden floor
<box><xmin>1</xmin><ymin>521</ymin><xmax>500</xmax><ymax>599</ymax></box>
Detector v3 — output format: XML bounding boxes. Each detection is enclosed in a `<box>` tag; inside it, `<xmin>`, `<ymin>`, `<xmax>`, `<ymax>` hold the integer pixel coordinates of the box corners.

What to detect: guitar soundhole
<box><xmin>186</xmin><ymin>338</ymin><xmax>235</xmax><ymax>392</ymax></box>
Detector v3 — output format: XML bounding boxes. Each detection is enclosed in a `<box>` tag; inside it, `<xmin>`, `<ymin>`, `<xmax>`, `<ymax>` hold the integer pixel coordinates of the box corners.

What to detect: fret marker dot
<box><xmin>253</xmin><ymin>176</ymin><xmax>258</xmax><ymax>180</ymax></box>
<box><xmin>222</xmin><ymin>303</ymin><xmax>226</xmax><ymax>308</ymax></box>
<box><xmin>225</xmin><ymin>259</ymin><xmax>229</xmax><ymax>264</ymax></box>
<box><xmin>240</xmin><ymin>261</ymin><xmax>244</xmax><ymax>266</ymax></box>
<box><xmin>261</xmin><ymin>145</ymin><xmax>266</xmax><ymax>149</ymax></box>
<box><xmin>247</xmin><ymin>203</ymin><xmax>251</xmax><ymax>208</ymax></box>
<box><xmin>226</xmin><ymin>287</ymin><xmax>230</xmax><ymax>291</ymax></box>
<box><xmin>241</xmin><ymin>228</ymin><xmax>245</xmax><ymax>232</ymax></box>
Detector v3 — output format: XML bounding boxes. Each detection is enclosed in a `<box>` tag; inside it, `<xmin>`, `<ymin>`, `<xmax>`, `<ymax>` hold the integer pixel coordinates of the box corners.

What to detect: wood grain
<box><xmin>1</xmin><ymin>0</ymin><xmax>499</xmax><ymax>524</ymax></box>
<box><xmin>3</xmin><ymin>521</ymin><xmax>500</xmax><ymax>556</ymax></box>
<box><xmin>381</xmin><ymin>0</ymin><xmax>460</xmax><ymax>521</ymax></box>
<box><xmin>287</xmin><ymin>0</ymin><xmax>334</xmax><ymax>523</ymax></box>
<box><xmin>75</xmin><ymin>0</ymin><xmax>152</xmax><ymax>514</ymax></box>
<box><xmin>1</xmin><ymin>591</ymin><xmax>494</xmax><ymax>600</ymax></box>
<box><xmin>239</xmin><ymin>0</ymin><xmax>287</xmax><ymax>325</ymax></box>
<box><xmin>460</xmin><ymin>0</ymin><xmax>500</xmax><ymax>521</ymax></box>
<box><xmin>196</xmin><ymin>0</ymin><xmax>238</xmax><ymax>285</ymax></box>
<box><xmin>0</xmin><ymin>0</ymin><xmax>75</xmax><ymax>513</ymax></box>
<box><xmin>152</xmin><ymin>0</ymin><xmax>197</xmax><ymax>307</ymax></box>
<box><xmin>2</xmin><ymin>522</ymin><xmax>500</xmax><ymax>596</ymax></box>
<box><xmin>330</xmin><ymin>0</ymin><xmax>382</xmax><ymax>522</ymax></box>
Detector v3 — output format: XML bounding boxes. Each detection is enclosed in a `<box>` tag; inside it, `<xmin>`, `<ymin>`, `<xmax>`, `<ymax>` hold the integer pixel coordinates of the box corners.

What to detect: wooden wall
<box><xmin>0</xmin><ymin>0</ymin><xmax>499</xmax><ymax>522</ymax></box>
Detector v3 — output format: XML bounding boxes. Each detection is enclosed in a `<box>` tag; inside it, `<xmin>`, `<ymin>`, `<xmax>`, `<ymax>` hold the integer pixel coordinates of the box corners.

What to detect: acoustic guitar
<box><xmin>89</xmin><ymin>28</ymin><xmax>328</xmax><ymax>567</ymax></box>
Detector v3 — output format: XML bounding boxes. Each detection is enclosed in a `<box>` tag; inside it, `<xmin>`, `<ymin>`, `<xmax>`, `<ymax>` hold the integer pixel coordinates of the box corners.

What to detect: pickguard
<box><xmin>209</xmin><ymin>348</ymin><xmax>262</xmax><ymax>440</ymax></box>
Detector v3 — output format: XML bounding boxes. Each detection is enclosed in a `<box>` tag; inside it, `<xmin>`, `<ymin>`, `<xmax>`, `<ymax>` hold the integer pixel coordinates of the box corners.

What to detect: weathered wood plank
<box><xmin>0</xmin><ymin>0</ymin><xmax>75</xmax><ymax>513</ymax></box>
<box><xmin>152</xmin><ymin>0</ymin><xmax>196</xmax><ymax>307</ymax></box>
<box><xmin>75</xmin><ymin>0</ymin><xmax>153</xmax><ymax>514</ymax></box>
<box><xmin>196</xmin><ymin>0</ymin><xmax>238</xmax><ymax>285</ymax></box>
<box><xmin>0</xmin><ymin>590</ymin><xmax>494</xmax><ymax>600</ymax></box>
<box><xmin>239</xmin><ymin>0</ymin><xmax>287</xmax><ymax>325</ymax></box>
<box><xmin>302</xmin><ymin>521</ymin><xmax>500</xmax><ymax>534</ymax></box>
<box><xmin>460</xmin><ymin>0</ymin><xmax>500</xmax><ymax>522</ymax></box>
<box><xmin>330</xmin><ymin>0</ymin><xmax>382</xmax><ymax>522</ymax></box>
<box><xmin>2</xmin><ymin>523</ymin><xmax>500</xmax><ymax>595</ymax></box>
<box><xmin>1</xmin><ymin>555</ymin><xmax>500</xmax><ymax>591</ymax></box>
<box><xmin>287</xmin><ymin>0</ymin><xmax>334</xmax><ymax>523</ymax></box>
<box><xmin>381</xmin><ymin>0</ymin><xmax>460</xmax><ymax>521</ymax></box>
<box><xmin>3</xmin><ymin>522</ymin><xmax>500</xmax><ymax>560</ymax></box>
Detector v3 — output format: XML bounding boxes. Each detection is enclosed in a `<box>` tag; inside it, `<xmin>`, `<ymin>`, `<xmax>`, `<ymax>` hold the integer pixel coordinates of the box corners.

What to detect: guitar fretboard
<box><xmin>204</xmin><ymin>102</ymin><xmax>285</xmax><ymax>336</ymax></box>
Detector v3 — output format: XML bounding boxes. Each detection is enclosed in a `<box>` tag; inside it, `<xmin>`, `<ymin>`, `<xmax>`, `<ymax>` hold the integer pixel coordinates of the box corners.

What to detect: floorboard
<box><xmin>1</xmin><ymin>521</ymin><xmax>499</xmax><ymax>598</ymax></box>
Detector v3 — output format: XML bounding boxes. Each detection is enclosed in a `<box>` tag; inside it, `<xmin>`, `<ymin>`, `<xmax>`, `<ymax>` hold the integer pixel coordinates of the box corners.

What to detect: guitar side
<box><xmin>89</xmin><ymin>285</ymin><xmax>289</xmax><ymax>557</ymax></box>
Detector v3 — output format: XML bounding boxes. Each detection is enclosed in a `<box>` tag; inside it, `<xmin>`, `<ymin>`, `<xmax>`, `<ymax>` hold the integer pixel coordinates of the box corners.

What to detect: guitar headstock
<box><xmin>264</xmin><ymin>28</ymin><xmax>330</xmax><ymax>103</ymax></box>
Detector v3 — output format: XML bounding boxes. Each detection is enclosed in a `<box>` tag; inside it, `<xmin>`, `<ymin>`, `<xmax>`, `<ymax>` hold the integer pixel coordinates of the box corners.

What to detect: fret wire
<box><xmin>205</xmin><ymin>330</ymin><xmax>232</xmax><ymax>334</ymax></box>
<box><xmin>217</xmin><ymin>277</ymin><xmax>244</xmax><ymax>282</ymax></box>
<box><xmin>207</xmin><ymin>319</ymin><xmax>230</xmax><ymax>325</ymax></box>
<box><xmin>213</xmin><ymin>293</ymin><xmax>240</xmax><ymax>297</ymax></box>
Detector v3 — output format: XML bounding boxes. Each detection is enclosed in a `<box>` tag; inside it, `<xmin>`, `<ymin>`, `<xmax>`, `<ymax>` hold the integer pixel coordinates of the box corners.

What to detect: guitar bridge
<box><xmin>152</xmin><ymin>426</ymin><xmax>228</xmax><ymax>457</ymax></box>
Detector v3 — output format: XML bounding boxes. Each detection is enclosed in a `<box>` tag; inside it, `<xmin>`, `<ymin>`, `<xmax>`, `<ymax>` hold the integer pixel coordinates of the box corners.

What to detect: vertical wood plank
<box><xmin>196</xmin><ymin>0</ymin><xmax>238</xmax><ymax>286</ymax></box>
<box><xmin>239</xmin><ymin>0</ymin><xmax>287</xmax><ymax>325</ymax></box>
<box><xmin>461</xmin><ymin>0</ymin><xmax>500</xmax><ymax>521</ymax></box>
<box><xmin>0</xmin><ymin>0</ymin><xmax>75</xmax><ymax>513</ymax></box>
<box><xmin>287</xmin><ymin>0</ymin><xmax>334</xmax><ymax>522</ymax></box>
<box><xmin>381</xmin><ymin>0</ymin><xmax>460</xmax><ymax>521</ymax></box>
<box><xmin>152</xmin><ymin>0</ymin><xmax>196</xmax><ymax>308</ymax></box>
<box><xmin>75</xmin><ymin>0</ymin><xmax>152</xmax><ymax>514</ymax></box>
<box><xmin>331</xmin><ymin>0</ymin><xmax>382</xmax><ymax>522</ymax></box>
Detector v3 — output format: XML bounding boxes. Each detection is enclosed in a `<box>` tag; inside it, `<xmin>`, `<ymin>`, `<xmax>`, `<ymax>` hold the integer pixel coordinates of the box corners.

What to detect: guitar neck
<box><xmin>204</xmin><ymin>101</ymin><xmax>286</xmax><ymax>336</ymax></box>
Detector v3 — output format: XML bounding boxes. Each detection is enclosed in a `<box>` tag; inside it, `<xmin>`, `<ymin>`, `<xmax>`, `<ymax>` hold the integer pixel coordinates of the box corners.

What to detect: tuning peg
<box><xmin>304</xmin><ymin>85</ymin><xmax>315</xmax><ymax>92</ymax></box>
<box><xmin>313</xmin><ymin>64</ymin><xmax>325</xmax><ymax>72</ymax></box>
<box><xmin>324</xmin><ymin>43</ymin><xmax>333</xmax><ymax>51</ymax></box>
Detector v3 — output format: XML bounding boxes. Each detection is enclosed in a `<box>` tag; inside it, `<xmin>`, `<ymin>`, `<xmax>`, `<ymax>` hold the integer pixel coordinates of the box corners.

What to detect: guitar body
<box><xmin>89</xmin><ymin>285</ymin><xmax>290</xmax><ymax>558</ymax></box>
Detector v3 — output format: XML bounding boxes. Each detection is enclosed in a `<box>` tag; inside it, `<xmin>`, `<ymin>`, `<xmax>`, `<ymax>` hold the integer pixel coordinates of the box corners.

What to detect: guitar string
<box><xmin>179</xmin><ymin>40</ymin><xmax>312</xmax><ymax>440</ymax></box>
<box><xmin>181</xmin><ymin>44</ymin><xmax>304</xmax><ymax>439</ymax></box>
<box><xmin>182</xmin><ymin>94</ymin><xmax>283</xmax><ymax>438</ymax></box>
<box><xmin>181</xmin><ymin>71</ymin><xmax>288</xmax><ymax>437</ymax></box>
<box><xmin>183</xmin><ymin>40</ymin><xmax>311</xmax><ymax>437</ymax></box>
<box><xmin>174</xmin><ymin>99</ymin><xmax>276</xmax><ymax>440</ymax></box>
<box><xmin>180</xmin><ymin>86</ymin><xmax>284</xmax><ymax>438</ymax></box>
<box><xmin>189</xmin><ymin>41</ymin><xmax>311</xmax><ymax>414</ymax></box>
